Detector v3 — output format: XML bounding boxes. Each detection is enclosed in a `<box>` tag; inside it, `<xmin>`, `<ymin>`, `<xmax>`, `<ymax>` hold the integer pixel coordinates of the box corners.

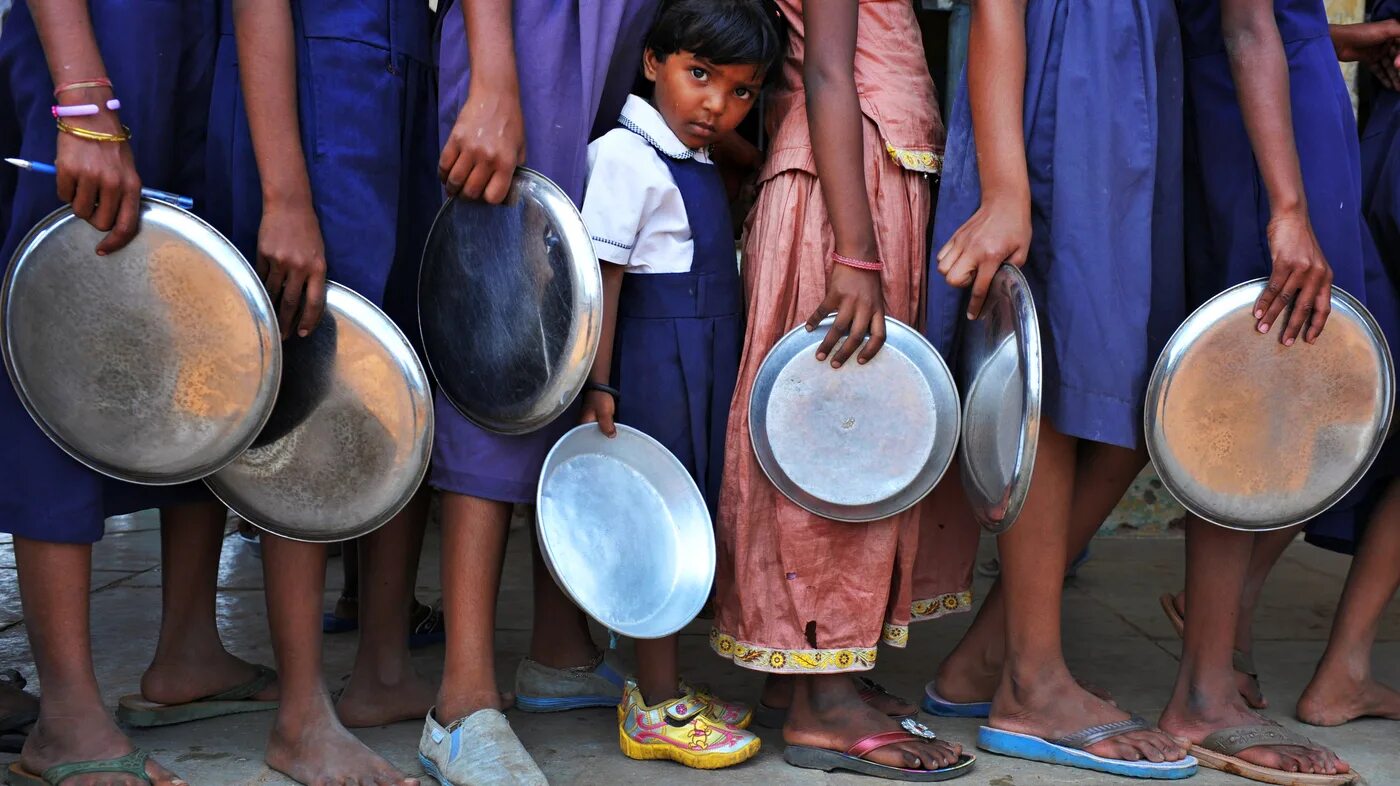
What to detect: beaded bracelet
<box><xmin>53</xmin><ymin>78</ymin><xmax>112</xmax><ymax>96</ymax></box>
<box><xmin>832</xmin><ymin>251</ymin><xmax>883</xmax><ymax>271</ymax></box>
<box><xmin>55</xmin><ymin>117</ymin><xmax>132</xmax><ymax>142</ymax></box>
<box><xmin>52</xmin><ymin>99</ymin><xmax>122</xmax><ymax>118</ymax></box>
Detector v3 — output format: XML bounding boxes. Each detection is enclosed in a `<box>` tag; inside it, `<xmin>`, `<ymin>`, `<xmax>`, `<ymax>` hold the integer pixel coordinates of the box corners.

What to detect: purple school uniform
<box><xmin>0</xmin><ymin>0</ymin><xmax>217</xmax><ymax>543</ymax></box>
<box><xmin>1178</xmin><ymin>0</ymin><xmax>1400</xmax><ymax>553</ymax></box>
<box><xmin>431</xmin><ymin>0</ymin><xmax>659</xmax><ymax>503</ymax></box>
<box><xmin>925</xmin><ymin>0</ymin><xmax>1185</xmax><ymax>451</ymax></box>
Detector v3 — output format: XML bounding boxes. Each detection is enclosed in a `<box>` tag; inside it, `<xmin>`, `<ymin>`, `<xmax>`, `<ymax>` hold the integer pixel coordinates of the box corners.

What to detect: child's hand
<box><xmin>1332</xmin><ymin>19</ymin><xmax>1400</xmax><ymax>65</ymax></box>
<box><xmin>256</xmin><ymin>196</ymin><xmax>328</xmax><ymax>339</ymax></box>
<box><xmin>805</xmin><ymin>263</ymin><xmax>886</xmax><ymax>368</ymax></box>
<box><xmin>936</xmin><ymin>196</ymin><xmax>1031</xmax><ymax>320</ymax></box>
<box><xmin>439</xmin><ymin>83</ymin><xmax>525</xmax><ymax>204</ymax></box>
<box><xmin>1365</xmin><ymin>39</ymin><xmax>1400</xmax><ymax>91</ymax></box>
<box><xmin>580</xmin><ymin>389</ymin><xmax>617</xmax><ymax>438</ymax></box>
<box><xmin>1258</xmin><ymin>209</ymin><xmax>1332</xmax><ymax>346</ymax></box>
<box><xmin>54</xmin><ymin>102</ymin><xmax>142</xmax><ymax>256</ymax></box>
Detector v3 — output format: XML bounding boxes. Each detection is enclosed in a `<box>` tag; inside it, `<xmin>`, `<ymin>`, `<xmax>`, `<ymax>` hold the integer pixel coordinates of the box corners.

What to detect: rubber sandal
<box><xmin>920</xmin><ymin>681</ymin><xmax>991</xmax><ymax>718</ymax></box>
<box><xmin>6</xmin><ymin>749</ymin><xmax>155</xmax><ymax>786</ymax></box>
<box><xmin>116</xmin><ymin>664</ymin><xmax>278</xmax><ymax>728</ymax></box>
<box><xmin>1189</xmin><ymin>724</ymin><xmax>1359</xmax><ymax>785</ymax></box>
<box><xmin>784</xmin><ymin>719</ymin><xmax>975</xmax><ymax>781</ymax></box>
<box><xmin>977</xmin><ymin>716</ymin><xmax>1198</xmax><ymax>779</ymax></box>
<box><xmin>755</xmin><ymin>678</ymin><xmax>918</xmax><ymax>728</ymax></box>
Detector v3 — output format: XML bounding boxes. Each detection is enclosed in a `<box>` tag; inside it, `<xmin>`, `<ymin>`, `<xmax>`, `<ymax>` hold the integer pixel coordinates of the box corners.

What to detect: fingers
<box><xmin>1281</xmin><ymin>275</ymin><xmax>1315</xmax><ymax>346</ymax></box>
<box><xmin>277</xmin><ymin>269</ymin><xmax>307</xmax><ymax>339</ymax></box>
<box><xmin>443</xmin><ymin>151</ymin><xmax>471</xmax><ymax>199</ymax></box>
<box><xmin>805</xmin><ymin>294</ymin><xmax>835</xmax><ymax>338</ymax></box>
<box><xmin>461</xmin><ymin>160</ymin><xmax>493</xmax><ymax>201</ymax></box>
<box><xmin>91</xmin><ymin>172</ymin><xmax>121</xmax><ymax>234</ymax></box>
<box><xmin>297</xmin><ymin>269</ymin><xmax>327</xmax><ymax>338</ymax></box>
<box><xmin>56</xmin><ymin>166</ymin><xmax>76</xmax><ymax>204</ymax></box>
<box><xmin>96</xmin><ymin>174</ymin><xmax>142</xmax><ymax>255</ymax></box>
<box><xmin>935</xmin><ymin>229</ymin><xmax>965</xmax><ymax>277</ymax></box>
<box><xmin>437</xmin><ymin>138</ymin><xmax>459</xmax><ymax>187</ymax></box>
<box><xmin>965</xmin><ymin>256</ymin><xmax>1000</xmax><ymax>320</ymax></box>
<box><xmin>1254</xmin><ymin>267</ymin><xmax>1299</xmax><ymax>335</ymax></box>
<box><xmin>830</xmin><ymin>303</ymin><xmax>871</xmax><ymax>367</ymax></box>
<box><xmin>599</xmin><ymin>409</ymin><xmax>617</xmax><ymax>438</ymax></box>
<box><xmin>71</xmin><ymin>175</ymin><xmax>98</xmax><ymax>222</ymax></box>
<box><xmin>814</xmin><ymin>299</ymin><xmax>850</xmax><ymax>363</ymax></box>
<box><xmin>482</xmin><ymin>166</ymin><xmax>515</xmax><ymax>205</ymax></box>
<box><xmin>856</xmin><ymin>309</ymin><xmax>886</xmax><ymax>364</ymax></box>
<box><xmin>263</xmin><ymin>260</ymin><xmax>288</xmax><ymax>319</ymax></box>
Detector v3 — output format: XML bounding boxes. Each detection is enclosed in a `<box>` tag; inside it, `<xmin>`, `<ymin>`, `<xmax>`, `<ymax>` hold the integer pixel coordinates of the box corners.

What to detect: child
<box><xmin>924</xmin><ymin>0</ymin><xmax>1194</xmax><ymax>777</ymax></box>
<box><xmin>421</xmin><ymin>1</ymin><xmax>658</xmax><ymax>782</ymax></box>
<box><xmin>202</xmin><ymin>0</ymin><xmax>439</xmax><ymax>782</ymax></box>
<box><xmin>1158</xmin><ymin>0</ymin><xmax>1392</xmax><ymax>781</ymax></box>
<box><xmin>710</xmin><ymin>0</ymin><xmax>975</xmax><ymax>779</ymax></box>
<box><xmin>575</xmin><ymin>0</ymin><xmax>784</xmax><ymax>768</ymax></box>
<box><xmin>0</xmin><ymin>2</ymin><xmax>279</xmax><ymax>782</ymax></box>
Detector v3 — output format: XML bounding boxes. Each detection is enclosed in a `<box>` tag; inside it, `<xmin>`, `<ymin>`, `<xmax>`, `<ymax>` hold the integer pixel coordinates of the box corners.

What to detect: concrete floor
<box><xmin>0</xmin><ymin>512</ymin><xmax>1396</xmax><ymax>786</ymax></box>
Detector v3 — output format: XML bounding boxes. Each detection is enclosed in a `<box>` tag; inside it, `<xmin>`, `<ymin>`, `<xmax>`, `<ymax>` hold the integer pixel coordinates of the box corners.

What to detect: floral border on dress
<box><xmin>709</xmin><ymin>629</ymin><xmax>877</xmax><ymax>674</ymax></box>
<box><xmin>886</xmin><ymin>143</ymin><xmax>943</xmax><ymax>175</ymax></box>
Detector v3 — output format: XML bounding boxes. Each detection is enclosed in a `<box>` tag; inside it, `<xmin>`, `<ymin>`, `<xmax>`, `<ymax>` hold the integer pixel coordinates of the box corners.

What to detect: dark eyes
<box><xmin>691</xmin><ymin>67</ymin><xmax>708</xmax><ymax>80</ymax></box>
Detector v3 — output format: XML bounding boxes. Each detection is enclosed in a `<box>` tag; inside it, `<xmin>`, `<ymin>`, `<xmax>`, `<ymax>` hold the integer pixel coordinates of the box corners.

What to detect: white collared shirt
<box><xmin>580</xmin><ymin>94</ymin><xmax>713</xmax><ymax>275</ymax></box>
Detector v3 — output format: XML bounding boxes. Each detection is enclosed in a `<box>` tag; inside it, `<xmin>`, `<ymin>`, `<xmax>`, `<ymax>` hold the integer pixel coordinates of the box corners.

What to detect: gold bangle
<box><xmin>55</xmin><ymin>117</ymin><xmax>131</xmax><ymax>142</ymax></box>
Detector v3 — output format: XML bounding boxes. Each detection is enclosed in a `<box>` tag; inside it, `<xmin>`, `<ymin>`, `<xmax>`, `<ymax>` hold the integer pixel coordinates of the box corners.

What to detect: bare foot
<box><xmin>140</xmin><ymin>651</ymin><xmax>279</xmax><ymax>706</ymax></box>
<box><xmin>934</xmin><ymin>657</ymin><xmax>1115</xmax><ymax>706</ymax></box>
<box><xmin>763</xmin><ymin>674</ymin><xmax>918</xmax><ymax>717</ymax></box>
<box><xmin>1298</xmin><ymin>669</ymin><xmax>1400</xmax><ymax>727</ymax></box>
<box><xmin>336</xmin><ymin>668</ymin><xmax>436</xmax><ymax>728</ymax></box>
<box><xmin>1161</xmin><ymin>691</ymin><xmax>1348</xmax><ymax>775</ymax></box>
<box><xmin>21</xmin><ymin>713</ymin><xmax>184</xmax><ymax>786</ymax></box>
<box><xmin>992</xmin><ymin>669</ymin><xmax>1186</xmax><ymax>763</ymax></box>
<box><xmin>785</xmin><ymin>677</ymin><xmax>962</xmax><ymax>771</ymax></box>
<box><xmin>268</xmin><ymin>707</ymin><xmax>417</xmax><ymax>786</ymax></box>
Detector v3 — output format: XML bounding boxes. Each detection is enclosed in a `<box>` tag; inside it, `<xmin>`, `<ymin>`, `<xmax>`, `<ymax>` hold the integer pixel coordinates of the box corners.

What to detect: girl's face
<box><xmin>644</xmin><ymin>49</ymin><xmax>764</xmax><ymax>149</ymax></box>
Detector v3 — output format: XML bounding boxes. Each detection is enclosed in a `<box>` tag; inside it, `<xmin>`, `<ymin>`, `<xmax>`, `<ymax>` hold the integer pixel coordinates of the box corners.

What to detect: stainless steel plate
<box><xmin>206</xmin><ymin>283</ymin><xmax>433</xmax><ymax>542</ymax></box>
<box><xmin>749</xmin><ymin>316</ymin><xmax>960</xmax><ymax>522</ymax></box>
<box><xmin>418</xmin><ymin>168</ymin><xmax>601</xmax><ymax>434</ymax></box>
<box><xmin>958</xmin><ymin>264</ymin><xmax>1042</xmax><ymax>533</ymax></box>
<box><xmin>537</xmin><ymin>423</ymin><xmax>714</xmax><ymax>639</ymax></box>
<box><xmin>1146</xmin><ymin>279</ymin><xmax>1394</xmax><ymax>531</ymax></box>
<box><xmin>2</xmin><ymin>201</ymin><xmax>280</xmax><ymax>484</ymax></box>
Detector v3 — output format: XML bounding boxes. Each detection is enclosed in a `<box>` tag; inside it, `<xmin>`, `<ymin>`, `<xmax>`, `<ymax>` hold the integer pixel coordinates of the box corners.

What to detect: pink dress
<box><xmin>711</xmin><ymin>0</ymin><xmax>977</xmax><ymax>674</ymax></box>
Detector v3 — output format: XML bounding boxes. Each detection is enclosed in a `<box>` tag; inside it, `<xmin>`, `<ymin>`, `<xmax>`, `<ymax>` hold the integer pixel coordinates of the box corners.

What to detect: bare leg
<box><xmin>140</xmin><ymin>502</ymin><xmax>278</xmax><ymax>705</ymax></box>
<box><xmin>336</xmin><ymin>491</ymin><xmax>436</xmax><ymax>728</ymax></box>
<box><xmin>992</xmin><ymin>426</ymin><xmax>1182</xmax><ymax>761</ymax></box>
<box><xmin>331</xmin><ymin>535</ymin><xmax>361</xmax><ymax>623</ymax></box>
<box><xmin>528</xmin><ymin>524</ymin><xmax>597</xmax><ymax>669</ymax></box>
<box><xmin>784</xmin><ymin>675</ymin><xmax>963</xmax><ymax>770</ymax></box>
<box><xmin>260</xmin><ymin>535</ymin><xmax>416</xmax><ymax>785</ymax></box>
<box><xmin>14</xmin><ymin>537</ymin><xmax>183</xmax><ymax>786</ymax></box>
<box><xmin>1160</xmin><ymin>519</ymin><xmax>1347</xmax><ymax>775</ymax></box>
<box><xmin>635</xmin><ymin>637</ymin><xmax>680</xmax><ymax>705</ymax></box>
<box><xmin>934</xmin><ymin>443</ymin><xmax>1147</xmax><ymax>704</ymax></box>
<box><xmin>1298</xmin><ymin>480</ymin><xmax>1400</xmax><ymax>726</ymax></box>
<box><xmin>436</xmin><ymin>493</ymin><xmax>512</xmax><ymax>722</ymax></box>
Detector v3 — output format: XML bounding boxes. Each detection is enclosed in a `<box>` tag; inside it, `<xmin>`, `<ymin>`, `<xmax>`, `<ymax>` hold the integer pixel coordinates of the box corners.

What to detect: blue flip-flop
<box><xmin>920</xmin><ymin>682</ymin><xmax>991</xmax><ymax>718</ymax></box>
<box><xmin>977</xmin><ymin>717</ymin><xmax>1197</xmax><ymax>780</ymax></box>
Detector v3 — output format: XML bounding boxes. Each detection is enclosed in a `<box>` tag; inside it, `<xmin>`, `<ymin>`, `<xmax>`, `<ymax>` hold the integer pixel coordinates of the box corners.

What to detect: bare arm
<box><xmin>579</xmin><ymin>264</ymin><xmax>625</xmax><ymax>437</ymax></box>
<box><xmin>32</xmin><ymin>0</ymin><xmax>142</xmax><ymax>253</ymax></box>
<box><xmin>801</xmin><ymin>0</ymin><xmax>886</xmax><ymax>367</ymax></box>
<box><xmin>1222</xmin><ymin>0</ymin><xmax>1331</xmax><ymax>344</ymax></box>
<box><xmin>935</xmin><ymin>0</ymin><xmax>1031</xmax><ymax>319</ymax></box>
<box><xmin>440</xmin><ymin>0</ymin><xmax>524</xmax><ymax>203</ymax></box>
<box><xmin>233</xmin><ymin>0</ymin><xmax>326</xmax><ymax>337</ymax></box>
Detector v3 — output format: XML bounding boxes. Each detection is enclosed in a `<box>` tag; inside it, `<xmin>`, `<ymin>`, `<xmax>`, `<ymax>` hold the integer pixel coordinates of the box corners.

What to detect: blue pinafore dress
<box><xmin>611</xmin><ymin>142</ymin><xmax>743</xmax><ymax>514</ymax></box>
<box><xmin>0</xmin><ymin>0</ymin><xmax>218</xmax><ymax>542</ymax></box>
<box><xmin>1178</xmin><ymin>0</ymin><xmax>1400</xmax><ymax>552</ymax></box>
<box><xmin>1362</xmin><ymin>0</ymin><xmax>1400</xmax><ymax>277</ymax></box>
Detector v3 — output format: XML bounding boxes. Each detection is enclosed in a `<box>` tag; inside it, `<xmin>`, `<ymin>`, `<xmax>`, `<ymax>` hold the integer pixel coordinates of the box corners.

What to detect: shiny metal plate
<box><xmin>958</xmin><ymin>264</ymin><xmax>1042</xmax><ymax>534</ymax></box>
<box><xmin>750</xmin><ymin>316</ymin><xmax>960</xmax><ymax>522</ymax></box>
<box><xmin>206</xmin><ymin>283</ymin><xmax>433</xmax><ymax>542</ymax></box>
<box><xmin>418</xmin><ymin>168</ymin><xmax>601</xmax><ymax>434</ymax></box>
<box><xmin>1146</xmin><ymin>280</ymin><xmax>1394</xmax><ymax>532</ymax></box>
<box><xmin>537</xmin><ymin>423</ymin><xmax>714</xmax><ymax>639</ymax></box>
<box><xmin>2</xmin><ymin>201</ymin><xmax>280</xmax><ymax>484</ymax></box>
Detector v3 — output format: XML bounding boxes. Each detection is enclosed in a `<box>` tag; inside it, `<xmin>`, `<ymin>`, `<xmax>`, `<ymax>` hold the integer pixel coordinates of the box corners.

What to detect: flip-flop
<box><xmin>1189</xmin><ymin>723</ymin><xmax>1359</xmax><ymax>785</ymax></box>
<box><xmin>1159</xmin><ymin>593</ymin><xmax>1267</xmax><ymax>706</ymax></box>
<box><xmin>977</xmin><ymin>716</ymin><xmax>1198</xmax><ymax>779</ymax></box>
<box><xmin>409</xmin><ymin>602</ymin><xmax>447</xmax><ymax>649</ymax></box>
<box><xmin>755</xmin><ymin>678</ymin><xmax>918</xmax><ymax>728</ymax></box>
<box><xmin>784</xmin><ymin>719</ymin><xmax>975</xmax><ymax>781</ymax></box>
<box><xmin>920</xmin><ymin>682</ymin><xmax>991</xmax><ymax>718</ymax></box>
<box><xmin>116</xmin><ymin>664</ymin><xmax>278</xmax><ymax>728</ymax></box>
<box><xmin>6</xmin><ymin>749</ymin><xmax>156</xmax><ymax>786</ymax></box>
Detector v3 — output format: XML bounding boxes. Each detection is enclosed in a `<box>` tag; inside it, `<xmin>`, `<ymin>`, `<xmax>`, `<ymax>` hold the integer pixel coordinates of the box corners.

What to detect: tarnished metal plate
<box><xmin>537</xmin><ymin>423</ymin><xmax>714</xmax><ymax>639</ymax></box>
<box><xmin>958</xmin><ymin>264</ymin><xmax>1041</xmax><ymax>533</ymax></box>
<box><xmin>418</xmin><ymin>168</ymin><xmax>601</xmax><ymax>434</ymax></box>
<box><xmin>206</xmin><ymin>283</ymin><xmax>433</xmax><ymax>542</ymax></box>
<box><xmin>2</xmin><ymin>201</ymin><xmax>280</xmax><ymax>484</ymax></box>
<box><xmin>1146</xmin><ymin>279</ymin><xmax>1394</xmax><ymax>531</ymax></box>
<box><xmin>750</xmin><ymin>316</ymin><xmax>960</xmax><ymax>522</ymax></box>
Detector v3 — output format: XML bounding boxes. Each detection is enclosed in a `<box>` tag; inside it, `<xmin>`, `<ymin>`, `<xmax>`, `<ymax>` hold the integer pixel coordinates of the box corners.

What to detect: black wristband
<box><xmin>584</xmin><ymin>381</ymin><xmax>621</xmax><ymax>401</ymax></box>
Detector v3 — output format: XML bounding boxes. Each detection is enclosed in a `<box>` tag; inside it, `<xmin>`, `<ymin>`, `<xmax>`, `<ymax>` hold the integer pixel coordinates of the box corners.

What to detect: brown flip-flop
<box><xmin>1189</xmin><ymin>723</ymin><xmax>1359</xmax><ymax>785</ymax></box>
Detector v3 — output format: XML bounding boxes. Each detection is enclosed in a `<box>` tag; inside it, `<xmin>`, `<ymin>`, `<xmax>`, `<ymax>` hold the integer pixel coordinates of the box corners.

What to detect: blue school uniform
<box><xmin>607</xmin><ymin>135</ymin><xmax>743</xmax><ymax>514</ymax></box>
<box><xmin>204</xmin><ymin>0</ymin><xmax>437</xmax><ymax>330</ymax></box>
<box><xmin>430</xmin><ymin>0</ymin><xmax>659</xmax><ymax>503</ymax></box>
<box><xmin>1178</xmin><ymin>0</ymin><xmax>1400</xmax><ymax>552</ymax></box>
<box><xmin>1362</xmin><ymin>0</ymin><xmax>1400</xmax><ymax>277</ymax></box>
<box><xmin>925</xmin><ymin>0</ymin><xmax>1185</xmax><ymax>451</ymax></box>
<box><xmin>0</xmin><ymin>0</ymin><xmax>217</xmax><ymax>543</ymax></box>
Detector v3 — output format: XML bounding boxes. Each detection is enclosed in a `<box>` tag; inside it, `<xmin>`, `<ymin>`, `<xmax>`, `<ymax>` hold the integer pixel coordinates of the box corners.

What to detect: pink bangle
<box><xmin>832</xmin><ymin>251</ymin><xmax>883</xmax><ymax>271</ymax></box>
<box><xmin>51</xmin><ymin>99</ymin><xmax>121</xmax><ymax>118</ymax></box>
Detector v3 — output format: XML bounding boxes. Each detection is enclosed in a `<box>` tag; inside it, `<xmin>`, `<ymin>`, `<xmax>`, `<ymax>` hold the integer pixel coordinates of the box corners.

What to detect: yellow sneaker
<box><xmin>682</xmin><ymin>680</ymin><xmax>754</xmax><ymax>729</ymax></box>
<box><xmin>617</xmin><ymin>683</ymin><xmax>761</xmax><ymax>769</ymax></box>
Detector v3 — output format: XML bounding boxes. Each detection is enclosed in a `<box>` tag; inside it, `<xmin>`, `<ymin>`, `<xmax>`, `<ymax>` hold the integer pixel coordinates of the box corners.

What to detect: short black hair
<box><xmin>645</xmin><ymin>0</ymin><xmax>788</xmax><ymax>84</ymax></box>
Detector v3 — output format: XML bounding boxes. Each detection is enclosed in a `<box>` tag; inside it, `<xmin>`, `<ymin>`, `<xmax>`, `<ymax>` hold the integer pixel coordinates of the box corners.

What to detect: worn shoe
<box><xmin>515</xmin><ymin>651</ymin><xmax>626</xmax><ymax>713</ymax></box>
<box><xmin>681</xmin><ymin>680</ymin><xmax>753</xmax><ymax>729</ymax></box>
<box><xmin>617</xmin><ymin>683</ymin><xmax>761</xmax><ymax>769</ymax></box>
<box><xmin>418</xmin><ymin>707</ymin><xmax>546</xmax><ymax>786</ymax></box>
